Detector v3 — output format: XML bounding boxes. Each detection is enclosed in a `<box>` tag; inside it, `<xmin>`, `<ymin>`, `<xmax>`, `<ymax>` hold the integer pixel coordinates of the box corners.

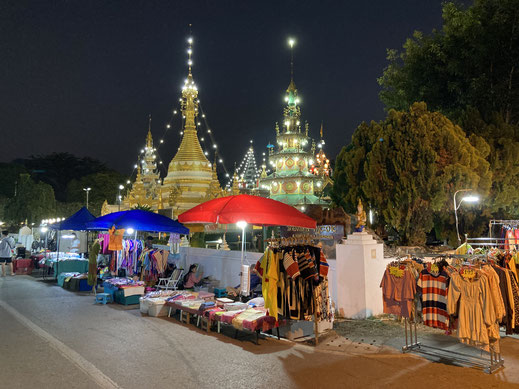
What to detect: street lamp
<box><xmin>118</xmin><ymin>184</ymin><xmax>124</xmax><ymax>211</ymax></box>
<box><xmin>453</xmin><ymin>189</ymin><xmax>479</xmax><ymax>244</ymax></box>
<box><xmin>236</xmin><ymin>221</ymin><xmax>248</xmax><ymax>297</ymax></box>
<box><xmin>83</xmin><ymin>187</ymin><xmax>91</xmax><ymax>209</ymax></box>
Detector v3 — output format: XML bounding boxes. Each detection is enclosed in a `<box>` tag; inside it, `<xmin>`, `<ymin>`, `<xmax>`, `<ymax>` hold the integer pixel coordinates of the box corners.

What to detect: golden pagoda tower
<box><xmin>124</xmin><ymin>115</ymin><xmax>162</xmax><ymax>209</ymax></box>
<box><xmin>162</xmin><ymin>37</ymin><xmax>217</xmax><ymax>217</ymax></box>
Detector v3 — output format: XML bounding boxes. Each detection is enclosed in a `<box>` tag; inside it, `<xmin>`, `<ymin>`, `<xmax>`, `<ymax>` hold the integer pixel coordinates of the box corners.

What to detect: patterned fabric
<box><xmin>283</xmin><ymin>250</ymin><xmax>300</xmax><ymax>279</ymax></box>
<box><xmin>297</xmin><ymin>250</ymin><xmax>318</xmax><ymax>280</ymax></box>
<box><xmin>319</xmin><ymin>250</ymin><xmax>329</xmax><ymax>278</ymax></box>
<box><xmin>508</xmin><ymin>271</ymin><xmax>519</xmax><ymax>333</ymax></box>
<box><xmin>418</xmin><ymin>270</ymin><xmax>449</xmax><ymax>330</ymax></box>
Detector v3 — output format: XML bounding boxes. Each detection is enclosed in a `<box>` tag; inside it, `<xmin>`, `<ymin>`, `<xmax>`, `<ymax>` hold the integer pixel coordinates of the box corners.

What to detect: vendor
<box><xmin>183</xmin><ymin>264</ymin><xmax>203</xmax><ymax>289</ymax></box>
<box><xmin>70</xmin><ymin>233</ymin><xmax>81</xmax><ymax>253</ymax></box>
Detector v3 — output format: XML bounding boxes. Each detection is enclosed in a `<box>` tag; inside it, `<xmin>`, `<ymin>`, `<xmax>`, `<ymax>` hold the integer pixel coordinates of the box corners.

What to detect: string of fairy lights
<box><xmin>234</xmin><ymin>140</ymin><xmax>262</xmax><ymax>189</ymax></box>
<box><xmin>123</xmin><ymin>37</ymin><xmax>238</xmax><ymax>192</ymax></box>
<box><xmin>122</xmin><ymin>35</ymin><xmax>326</xmax><ymax>199</ymax></box>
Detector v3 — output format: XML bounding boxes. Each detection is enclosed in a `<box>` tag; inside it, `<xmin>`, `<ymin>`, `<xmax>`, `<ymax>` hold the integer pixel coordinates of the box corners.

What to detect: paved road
<box><xmin>1</xmin><ymin>275</ymin><xmax>519</xmax><ymax>389</ymax></box>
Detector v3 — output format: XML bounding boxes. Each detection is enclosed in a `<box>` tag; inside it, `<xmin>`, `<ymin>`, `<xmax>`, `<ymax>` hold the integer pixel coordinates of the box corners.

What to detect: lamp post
<box><xmin>83</xmin><ymin>187</ymin><xmax>91</xmax><ymax>209</ymax></box>
<box><xmin>236</xmin><ymin>221</ymin><xmax>248</xmax><ymax>297</ymax></box>
<box><xmin>453</xmin><ymin>189</ymin><xmax>479</xmax><ymax>244</ymax></box>
<box><xmin>118</xmin><ymin>185</ymin><xmax>124</xmax><ymax>211</ymax></box>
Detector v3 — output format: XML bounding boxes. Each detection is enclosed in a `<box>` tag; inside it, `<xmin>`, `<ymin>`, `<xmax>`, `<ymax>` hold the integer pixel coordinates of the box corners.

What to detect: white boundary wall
<box><xmin>176</xmin><ymin>247</ymin><xmax>263</xmax><ymax>288</ymax></box>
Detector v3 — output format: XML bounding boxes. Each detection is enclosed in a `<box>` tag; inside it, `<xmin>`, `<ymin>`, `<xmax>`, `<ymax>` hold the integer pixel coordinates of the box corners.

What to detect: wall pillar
<box><xmin>336</xmin><ymin>232</ymin><xmax>387</xmax><ymax>318</ymax></box>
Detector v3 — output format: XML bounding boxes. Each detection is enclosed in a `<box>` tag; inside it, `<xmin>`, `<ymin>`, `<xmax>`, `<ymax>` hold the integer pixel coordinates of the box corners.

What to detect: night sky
<box><xmin>1</xmin><ymin>0</ymin><xmax>444</xmax><ymax>178</ymax></box>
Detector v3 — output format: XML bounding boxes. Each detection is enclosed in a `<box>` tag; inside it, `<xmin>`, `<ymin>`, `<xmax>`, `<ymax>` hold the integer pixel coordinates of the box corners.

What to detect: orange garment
<box><xmin>108</xmin><ymin>227</ymin><xmax>125</xmax><ymax>251</ymax></box>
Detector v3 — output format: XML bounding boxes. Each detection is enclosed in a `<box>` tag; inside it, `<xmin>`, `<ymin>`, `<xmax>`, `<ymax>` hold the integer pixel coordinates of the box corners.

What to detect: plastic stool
<box><xmin>95</xmin><ymin>293</ymin><xmax>113</xmax><ymax>304</ymax></box>
<box><xmin>214</xmin><ymin>288</ymin><xmax>227</xmax><ymax>298</ymax></box>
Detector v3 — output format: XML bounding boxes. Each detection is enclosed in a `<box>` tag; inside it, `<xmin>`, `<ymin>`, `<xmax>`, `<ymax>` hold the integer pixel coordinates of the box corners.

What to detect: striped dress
<box><xmin>418</xmin><ymin>269</ymin><xmax>450</xmax><ymax>330</ymax></box>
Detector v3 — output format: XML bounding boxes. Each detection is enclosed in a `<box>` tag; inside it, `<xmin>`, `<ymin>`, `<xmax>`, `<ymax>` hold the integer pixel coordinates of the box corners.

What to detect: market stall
<box><xmin>178</xmin><ymin>194</ymin><xmax>332</xmax><ymax>344</ymax></box>
<box><xmin>86</xmin><ymin>209</ymin><xmax>190</xmax><ymax>305</ymax></box>
<box><xmin>45</xmin><ymin>207</ymin><xmax>95</xmax><ymax>279</ymax></box>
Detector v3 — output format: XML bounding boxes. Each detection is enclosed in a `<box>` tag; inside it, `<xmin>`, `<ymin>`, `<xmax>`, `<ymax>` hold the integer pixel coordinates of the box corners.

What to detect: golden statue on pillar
<box><xmin>355</xmin><ymin>198</ymin><xmax>367</xmax><ymax>232</ymax></box>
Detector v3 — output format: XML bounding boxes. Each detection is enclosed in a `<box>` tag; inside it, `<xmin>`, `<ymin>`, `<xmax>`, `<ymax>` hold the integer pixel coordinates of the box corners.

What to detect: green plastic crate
<box><xmin>114</xmin><ymin>289</ymin><xmax>140</xmax><ymax>305</ymax></box>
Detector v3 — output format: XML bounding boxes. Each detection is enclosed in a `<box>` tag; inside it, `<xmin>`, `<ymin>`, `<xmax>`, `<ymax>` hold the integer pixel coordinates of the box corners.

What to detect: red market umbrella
<box><xmin>179</xmin><ymin>195</ymin><xmax>316</xmax><ymax>295</ymax></box>
<box><xmin>178</xmin><ymin>194</ymin><xmax>316</xmax><ymax>229</ymax></box>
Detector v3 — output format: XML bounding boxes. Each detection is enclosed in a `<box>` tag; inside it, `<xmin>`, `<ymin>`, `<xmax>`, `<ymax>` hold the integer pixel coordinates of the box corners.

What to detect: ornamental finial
<box><xmin>146</xmin><ymin>114</ymin><xmax>153</xmax><ymax>148</ymax></box>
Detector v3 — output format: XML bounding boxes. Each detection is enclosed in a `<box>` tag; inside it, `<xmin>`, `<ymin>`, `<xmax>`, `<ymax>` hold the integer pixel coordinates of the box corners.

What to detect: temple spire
<box><xmin>170</xmin><ymin>35</ymin><xmax>208</xmax><ymax>164</ymax></box>
<box><xmin>146</xmin><ymin>114</ymin><xmax>153</xmax><ymax>148</ymax></box>
<box><xmin>287</xmin><ymin>38</ymin><xmax>296</xmax><ymax>93</ymax></box>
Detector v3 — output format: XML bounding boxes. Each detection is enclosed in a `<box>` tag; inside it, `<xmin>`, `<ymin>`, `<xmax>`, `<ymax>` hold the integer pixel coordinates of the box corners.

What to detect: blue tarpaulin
<box><xmin>50</xmin><ymin>207</ymin><xmax>96</xmax><ymax>231</ymax></box>
<box><xmin>86</xmin><ymin>209</ymin><xmax>189</xmax><ymax>234</ymax></box>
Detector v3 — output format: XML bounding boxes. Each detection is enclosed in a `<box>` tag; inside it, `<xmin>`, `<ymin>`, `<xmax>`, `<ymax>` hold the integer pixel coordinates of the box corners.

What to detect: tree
<box><xmin>66</xmin><ymin>171</ymin><xmax>127</xmax><ymax>207</ymax></box>
<box><xmin>462</xmin><ymin>109</ymin><xmax>519</xmax><ymax>217</ymax></box>
<box><xmin>331</xmin><ymin>103</ymin><xmax>492</xmax><ymax>245</ymax></box>
<box><xmin>15</xmin><ymin>153</ymin><xmax>110</xmax><ymax>201</ymax></box>
<box><xmin>379</xmin><ymin>0</ymin><xmax>519</xmax><ymax>124</ymax></box>
<box><xmin>4</xmin><ymin>174</ymin><xmax>56</xmax><ymax>224</ymax></box>
<box><xmin>0</xmin><ymin>163</ymin><xmax>28</xmax><ymax>198</ymax></box>
<box><xmin>377</xmin><ymin>0</ymin><xmax>519</xmax><ymax>227</ymax></box>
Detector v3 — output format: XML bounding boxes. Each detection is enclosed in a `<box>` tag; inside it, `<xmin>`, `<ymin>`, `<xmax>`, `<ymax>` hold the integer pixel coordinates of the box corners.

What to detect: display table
<box><xmin>13</xmin><ymin>258</ymin><xmax>34</xmax><ymax>275</ymax></box>
<box><xmin>102</xmin><ymin>279</ymin><xmax>146</xmax><ymax>305</ymax></box>
<box><xmin>45</xmin><ymin>259</ymin><xmax>88</xmax><ymax>275</ymax></box>
<box><xmin>165</xmin><ymin>298</ymin><xmax>282</xmax><ymax>344</ymax></box>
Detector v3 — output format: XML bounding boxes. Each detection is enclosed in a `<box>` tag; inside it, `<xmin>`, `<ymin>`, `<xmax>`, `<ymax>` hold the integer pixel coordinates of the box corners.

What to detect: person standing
<box><xmin>70</xmin><ymin>233</ymin><xmax>81</xmax><ymax>253</ymax></box>
<box><xmin>0</xmin><ymin>231</ymin><xmax>15</xmax><ymax>276</ymax></box>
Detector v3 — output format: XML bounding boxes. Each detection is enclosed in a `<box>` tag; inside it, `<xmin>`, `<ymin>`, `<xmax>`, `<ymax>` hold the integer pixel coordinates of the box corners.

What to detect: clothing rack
<box><xmin>402</xmin><ymin>318</ymin><xmax>504</xmax><ymax>374</ymax></box>
<box><xmin>262</xmin><ymin>239</ymin><xmax>329</xmax><ymax>345</ymax></box>
<box><xmin>396</xmin><ymin>254</ymin><xmax>506</xmax><ymax>374</ymax></box>
<box><xmin>266</xmin><ymin>234</ymin><xmax>316</xmax><ymax>247</ymax></box>
<box><xmin>489</xmin><ymin>220</ymin><xmax>519</xmax><ymax>238</ymax></box>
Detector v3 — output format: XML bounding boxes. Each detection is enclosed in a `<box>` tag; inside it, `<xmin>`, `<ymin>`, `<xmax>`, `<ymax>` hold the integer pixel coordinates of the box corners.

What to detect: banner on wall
<box><xmin>280</xmin><ymin>224</ymin><xmax>344</xmax><ymax>259</ymax></box>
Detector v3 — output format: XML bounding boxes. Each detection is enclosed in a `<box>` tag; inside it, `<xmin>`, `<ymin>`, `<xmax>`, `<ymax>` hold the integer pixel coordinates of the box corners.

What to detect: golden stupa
<box><xmin>102</xmin><ymin>38</ymin><xmax>223</xmax><ymax>217</ymax></box>
<box><xmin>162</xmin><ymin>37</ymin><xmax>222</xmax><ymax>217</ymax></box>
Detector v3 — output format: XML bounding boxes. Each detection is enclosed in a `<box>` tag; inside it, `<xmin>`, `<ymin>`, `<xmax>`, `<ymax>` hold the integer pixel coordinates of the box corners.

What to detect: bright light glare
<box><xmin>127</xmin><ymin>228</ymin><xmax>135</xmax><ymax>235</ymax></box>
<box><xmin>463</xmin><ymin>195</ymin><xmax>479</xmax><ymax>203</ymax></box>
<box><xmin>40</xmin><ymin>227</ymin><xmax>48</xmax><ymax>233</ymax></box>
<box><xmin>236</xmin><ymin>221</ymin><xmax>248</xmax><ymax>229</ymax></box>
<box><xmin>288</xmin><ymin>38</ymin><xmax>295</xmax><ymax>48</ymax></box>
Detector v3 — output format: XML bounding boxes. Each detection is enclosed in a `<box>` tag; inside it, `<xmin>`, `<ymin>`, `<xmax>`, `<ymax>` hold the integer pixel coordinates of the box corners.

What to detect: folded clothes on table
<box><xmin>198</xmin><ymin>291</ymin><xmax>215</xmax><ymax>300</ymax></box>
<box><xmin>224</xmin><ymin>302</ymin><xmax>248</xmax><ymax>311</ymax></box>
<box><xmin>199</xmin><ymin>301</ymin><xmax>216</xmax><ymax>310</ymax></box>
<box><xmin>220</xmin><ymin>309</ymin><xmax>246</xmax><ymax>324</ymax></box>
<box><xmin>232</xmin><ymin>309</ymin><xmax>266</xmax><ymax>331</ymax></box>
<box><xmin>204</xmin><ymin>307</ymin><xmax>224</xmax><ymax>320</ymax></box>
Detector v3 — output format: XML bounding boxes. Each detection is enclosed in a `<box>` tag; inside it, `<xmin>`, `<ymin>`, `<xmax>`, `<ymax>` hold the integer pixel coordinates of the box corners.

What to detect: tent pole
<box><xmin>240</xmin><ymin>226</ymin><xmax>246</xmax><ymax>268</ymax></box>
<box><xmin>56</xmin><ymin>231</ymin><xmax>60</xmax><ymax>280</ymax></box>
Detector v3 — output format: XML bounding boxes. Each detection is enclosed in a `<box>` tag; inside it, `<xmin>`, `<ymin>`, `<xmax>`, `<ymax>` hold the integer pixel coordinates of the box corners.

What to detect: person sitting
<box><xmin>183</xmin><ymin>264</ymin><xmax>203</xmax><ymax>289</ymax></box>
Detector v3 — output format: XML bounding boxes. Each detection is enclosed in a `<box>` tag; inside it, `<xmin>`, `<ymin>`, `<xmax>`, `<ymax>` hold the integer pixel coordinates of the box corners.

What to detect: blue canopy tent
<box><xmin>47</xmin><ymin>207</ymin><xmax>96</xmax><ymax>279</ymax></box>
<box><xmin>86</xmin><ymin>210</ymin><xmax>188</xmax><ymax>291</ymax></box>
<box><xmin>49</xmin><ymin>207</ymin><xmax>96</xmax><ymax>230</ymax></box>
<box><xmin>86</xmin><ymin>209</ymin><xmax>189</xmax><ymax>234</ymax></box>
